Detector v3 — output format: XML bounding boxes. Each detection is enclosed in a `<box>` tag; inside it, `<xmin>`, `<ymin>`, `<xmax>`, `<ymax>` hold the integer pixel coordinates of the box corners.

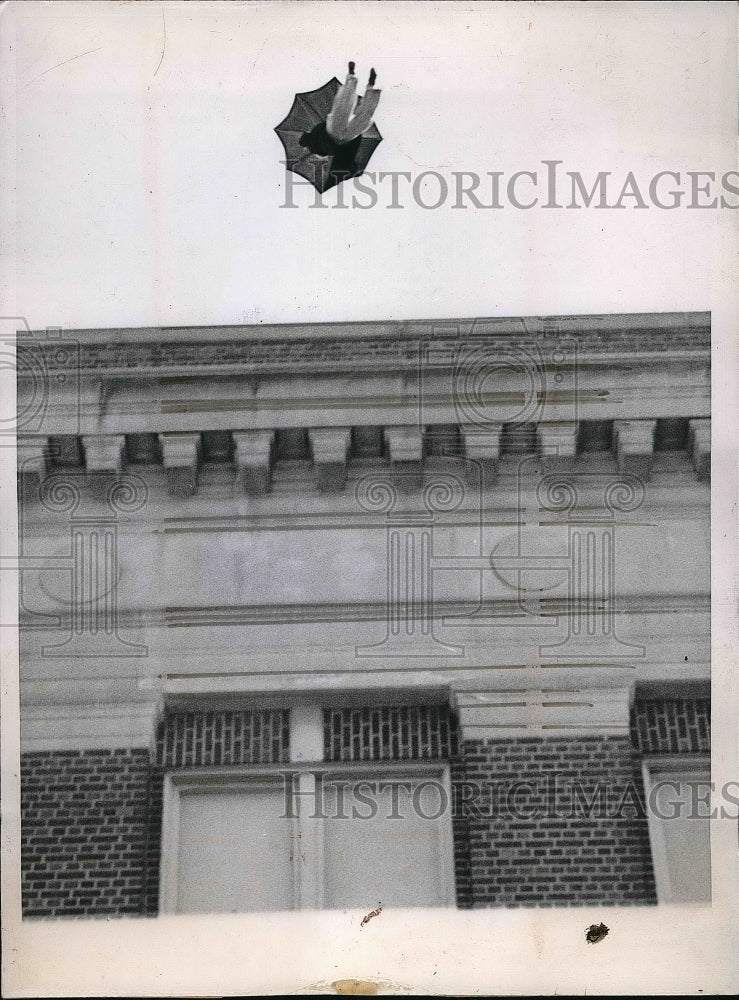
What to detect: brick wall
<box><xmin>323</xmin><ymin>705</ymin><xmax>456</xmax><ymax>762</ymax></box>
<box><xmin>141</xmin><ymin>708</ymin><xmax>292</xmax><ymax>915</ymax></box>
<box><xmin>455</xmin><ymin>735</ymin><xmax>657</xmax><ymax>907</ymax></box>
<box><xmin>157</xmin><ymin>709</ymin><xmax>290</xmax><ymax>768</ymax></box>
<box><xmin>21</xmin><ymin>749</ymin><xmax>151</xmax><ymax>917</ymax></box>
<box><xmin>29</xmin><ymin>702</ymin><xmax>710</xmax><ymax>915</ymax></box>
<box><xmin>632</xmin><ymin>696</ymin><xmax>710</xmax><ymax>755</ymax></box>
<box><xmin>450</xmin><ymin>752</ymin><xmax>474</xmax><ymax>909</ymax></box>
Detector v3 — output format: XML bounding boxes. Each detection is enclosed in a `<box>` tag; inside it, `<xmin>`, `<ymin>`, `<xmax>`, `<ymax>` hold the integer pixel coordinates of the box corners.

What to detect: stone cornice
<box><xmin>19</xmin><ymin>311</ymin><xmax>710</xmax><ymax>379</ymax></box>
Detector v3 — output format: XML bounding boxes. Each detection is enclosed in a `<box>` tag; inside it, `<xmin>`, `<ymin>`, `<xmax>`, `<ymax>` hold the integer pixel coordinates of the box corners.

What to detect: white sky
<box><xmin>5</xmin><ymin>0</ymin><xmax>737</xmax><ymax>329</ymax></box>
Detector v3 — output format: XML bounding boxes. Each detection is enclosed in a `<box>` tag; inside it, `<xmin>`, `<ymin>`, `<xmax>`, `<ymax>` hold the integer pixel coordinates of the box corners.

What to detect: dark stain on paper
<box><xmin>585</xmin><ymin>921</ymin><xmax>610</xmax><ymax>944</ymax></box>
<box><xmin>360</xmin><ymin>902</ymin><xmax>383</xmax><ymax>929</ymax></box>
<box><xmin>332</xmin><ymin>979</ymin><xmax>380</xmax><ymax>995</ymax></box>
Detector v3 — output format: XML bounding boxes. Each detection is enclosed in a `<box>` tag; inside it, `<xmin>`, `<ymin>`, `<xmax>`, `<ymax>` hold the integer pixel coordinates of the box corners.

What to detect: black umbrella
<box><xmin>275</xmin><ymin>77</ymin><xmax>382</xmax><ymax>193</ymax></box>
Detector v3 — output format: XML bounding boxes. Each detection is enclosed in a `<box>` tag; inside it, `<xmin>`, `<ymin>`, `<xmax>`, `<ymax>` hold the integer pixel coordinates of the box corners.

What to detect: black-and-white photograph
<box><xmin>2</xmin><ymin>2</ymin><xmax>737</xmax><ymax>996</ymax></box>
<box><xmin>15</xmin><ymin>312</ymin><xmax>714</xmax><ymax>917</ymax></box>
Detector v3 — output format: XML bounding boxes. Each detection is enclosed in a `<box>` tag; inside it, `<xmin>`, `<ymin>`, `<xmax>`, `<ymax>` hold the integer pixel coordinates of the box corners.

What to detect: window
<box><xmin>160</xmin><ymin>762</ymin><xmax>456</xmax><ymax>914</ymax></box>
<box><xmin>320</xmin><ymin>767</ymin><xmax>454</xmax><ymax>909</ymax></box>
<box><xmin>642</xmin><ymin>756</ymin><xmax>711</xmax><ymax>904</ymax></box>
<box><xmin>160</xmin><ymin>774</ymin><xmax>295</xmax><ymax>914</ymax></box>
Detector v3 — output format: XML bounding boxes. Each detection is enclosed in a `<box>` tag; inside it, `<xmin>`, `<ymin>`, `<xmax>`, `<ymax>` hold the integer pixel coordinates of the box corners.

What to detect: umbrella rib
<box><xmin>275</xmin><ymin>79</ymin><xmax>380</xmax><ymax>192</ymax></box>
<box><xmin>300</xmin><ymin>96</ymin><xmax>326</xmax><ymax>120</ymax></box>
<box><xmin>299</xmin><ymin>78</ymin><xmax>340</xmax><ymax>120</ymax></box>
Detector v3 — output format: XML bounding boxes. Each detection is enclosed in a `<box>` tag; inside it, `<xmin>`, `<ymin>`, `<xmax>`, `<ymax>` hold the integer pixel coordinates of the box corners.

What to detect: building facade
<box><xmin>17</xmin><ymin>312</ymin><xmax>711</xmax><ymax>916</ymax></box>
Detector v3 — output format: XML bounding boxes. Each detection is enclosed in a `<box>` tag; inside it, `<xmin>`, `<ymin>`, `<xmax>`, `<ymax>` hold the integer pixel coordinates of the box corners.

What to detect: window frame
<box><xmin>641</xmin><ymin>753</ymin><xmax>711</xmax><ymax>905</ymax></box>
<box><xmin>160</xmin><ymin>759</ymin><xmax>456</xmax><ymax>914</ymax></box>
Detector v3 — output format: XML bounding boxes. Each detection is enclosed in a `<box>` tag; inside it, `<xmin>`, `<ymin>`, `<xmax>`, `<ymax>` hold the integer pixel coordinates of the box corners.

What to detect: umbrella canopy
<box><xmin>275</xmin><ymin>77</ymin><xmax>383</xmax><ymax>193</ymax></box>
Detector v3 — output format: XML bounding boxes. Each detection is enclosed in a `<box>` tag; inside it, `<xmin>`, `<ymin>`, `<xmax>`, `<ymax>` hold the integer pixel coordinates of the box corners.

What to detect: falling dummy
<box><xmin>275</xmin><ymin>63</ymin><xmax>383</xmax><ymax>193</ymax></box>
<box><xmin>326</xmin><ymin>64</ymin><xmax>381</xmax><ymax>144</ymax></box>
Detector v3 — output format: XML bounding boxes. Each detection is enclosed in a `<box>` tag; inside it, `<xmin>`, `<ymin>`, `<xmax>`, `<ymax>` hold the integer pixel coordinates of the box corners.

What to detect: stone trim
<box><xmin>613</xmin><ymin>420</ymin><xmax>657</xmax><ymax>479</ymax></box>
<box><xmin>82</xmin><ymin>434</ymin><xmax>126</xmax><ymax>474</ymax></box>
<box><xmin>233</xmin><ymin>429</ymin><xmax>275</xmax><ymax>494</ymax></box>
<box><xmin>18</xmin><ymin>313</ymin><xmax>710</xmax><ymax>379</ymax></box>
<box><xmin>688</xmin><ymin>418</ymin><xmax>711</xmax><ymax>482</ymax></box>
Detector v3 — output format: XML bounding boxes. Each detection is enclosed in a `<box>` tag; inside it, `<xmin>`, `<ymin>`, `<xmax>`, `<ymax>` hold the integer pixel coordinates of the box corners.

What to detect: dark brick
<box><xmin>21</xmin><ymin>748</ymin><xmax>151</xmax><ymax>918</ymax></box>
<box><xmin>454</xmin><ymin>734</ymin><xmax>658</xmax><ymax>907</ymax></box>
<box><xmin>632</xmin><ymin>696</ymin><xmax>710</xmax><ymax>754</ymax></box>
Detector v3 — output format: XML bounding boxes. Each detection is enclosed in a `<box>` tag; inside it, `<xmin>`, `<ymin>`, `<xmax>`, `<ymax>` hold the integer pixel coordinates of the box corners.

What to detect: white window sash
<box><xmin>642</xmin><ymin>754</ymin><xmax>711</xmax><ymax>905</ymax></box>
<box><xmin>160</xmin><ymin>760</ymin><xmax>456</xmax><ymax>914</ymax></box>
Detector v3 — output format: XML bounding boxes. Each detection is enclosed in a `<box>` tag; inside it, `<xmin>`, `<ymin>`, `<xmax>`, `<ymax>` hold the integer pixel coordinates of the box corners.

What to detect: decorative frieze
<box><xmin>21</xmin><ymin>416</ymin><xmax>712</xmax><ymax>503</ymax></box>
<box><xmin>233</xmin><ymin>430</ymin><xmax>274</xmax><ymax>495</ymax></box>
<box><xmin>308</xmin><ymin>427</ymin><xmax>351</xmax><ymax>492</ymax></box>
<box><xmin>159</xmin><ymin>432</ymin><xmax>201</xmax><ymax>497</ymax></box>
<box><xmin>125</xmin><ymin>433</ymin><xmax>161</xmax><ymax>464</ymax></box>
<box><xmin>384</xmin><ymin>425</ymin><xmax>423</xmax><ymax>491</ymax></box>
<box><xmin>17</xmin><ymin>436</ymin><xmax>48</xmax><ymax>498</ymax></box>
<box><xmin>461</xmin><ymin>425</ymin><xmax>502</xmax><ymax>488</ymax></box>
<box><xmin>688</xmin><ymin>418</ymin><xmax>710</xmax><ymax>482</ymax></box>
<box><xmin>537</xmin><ymin>421</ymin><xmax>578</xmax><ymax>466</ymax></box>
<box><xmin>47</xmin><ymin>434</ymin><xmax>83</xmax><ymax>467</ymax></box>
<box><xmin>82</xmin><ymin>434</ymin><xmax>126</xmax><ymax>474</ymax></box>
<box><xmin>613</xmin><ymin>420</ymin><xmax>656</xmax><ymax>479</ymax></box>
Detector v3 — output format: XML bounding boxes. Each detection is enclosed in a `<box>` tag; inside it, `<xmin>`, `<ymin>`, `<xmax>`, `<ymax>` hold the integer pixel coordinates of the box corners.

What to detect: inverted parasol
<box><xmin>274</xmin><ymin>77</ymin><xmax>383</xmax><ymax>193</ymax></box>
